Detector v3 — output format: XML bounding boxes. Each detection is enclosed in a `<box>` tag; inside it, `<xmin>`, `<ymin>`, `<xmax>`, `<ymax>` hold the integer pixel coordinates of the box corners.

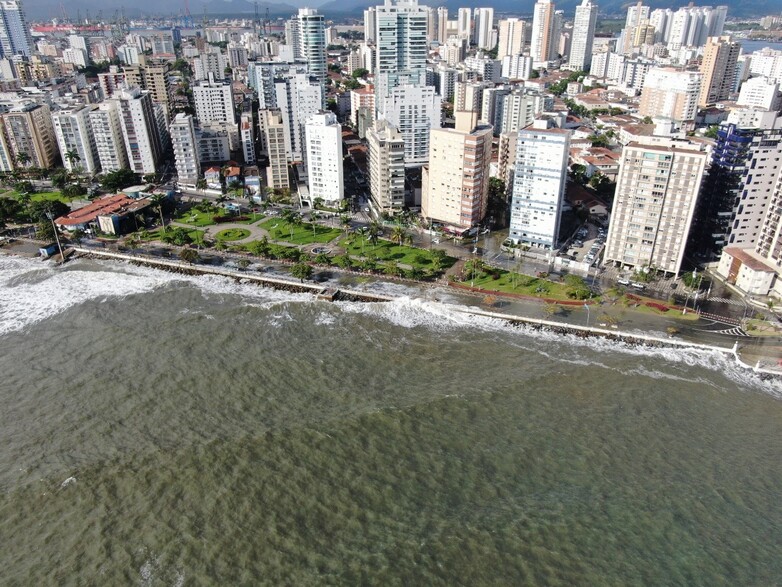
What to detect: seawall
<box><xmin>70</xmin><ymin>247</ymin><xmax>780</xmax><ymax>378</ymax></box>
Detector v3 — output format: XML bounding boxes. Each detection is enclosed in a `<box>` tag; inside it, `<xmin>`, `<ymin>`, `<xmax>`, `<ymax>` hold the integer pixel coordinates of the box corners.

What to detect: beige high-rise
<box><xmin>422</xmin><ymin>111</ymin><xmax>493</xmax><ymax>229</ymax></box>
<box><xmin>604</xmin><ymin>136</ymin><xmax>708</xmax><ymax>275</ymax></box>
<box><xmin>1</xmin><ymin>103</ymin><xmax>57</xmax><ymax>169</ymax></box>
<box><xmin>259</xmin><ymin>109</ymin><xmax>289</xmax><ymax>190</ymax></box>
<box><xmin>367</xmin><ymin>120</ymin><xmax>406</xmax><ymax>215</ymax></box>
<box><xmin>698</xmin><ymin>36</ymin><xmax>741</xmax><ymax>107</ymax></box>
<box><xmin>497</xmin><ymin>18</ymin><xmax>526</xmax><ymax>58</ymax></box>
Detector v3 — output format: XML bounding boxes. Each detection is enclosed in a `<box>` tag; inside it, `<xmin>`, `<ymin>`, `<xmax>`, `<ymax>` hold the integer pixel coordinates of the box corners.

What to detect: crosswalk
<box><xmin>705</xmin><ymin>297</ymin><xmax>746</xmax><ymax>307</ymax></box>
<box><xmin>714</xmin><ymin>326</ymin><xmax>749</xmax><ymax>337</ymax></box>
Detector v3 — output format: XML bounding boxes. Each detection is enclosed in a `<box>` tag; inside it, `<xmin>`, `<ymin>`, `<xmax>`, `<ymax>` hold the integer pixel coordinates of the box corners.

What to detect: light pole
<box><xmin>584</xmin><ymin>303</ymin><xmax>590</xmax><ymax>327</ymax></box>
<box><xmin>45</xmin><ymin>211</ymin><xmax>64</xmax><ymax>262</ymax></box>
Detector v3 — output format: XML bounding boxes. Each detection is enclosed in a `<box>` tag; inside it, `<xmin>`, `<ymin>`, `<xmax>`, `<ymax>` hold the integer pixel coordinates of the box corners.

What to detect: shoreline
<box><xmin>10</xmin><ymin>246</ymin><xmax>782</xmax><ymax>379</ymax></box>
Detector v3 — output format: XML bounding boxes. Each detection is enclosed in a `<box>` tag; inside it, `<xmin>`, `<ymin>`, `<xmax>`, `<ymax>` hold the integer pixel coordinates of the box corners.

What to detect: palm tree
<box><xmin>311</xmin><ymin>210</ymin><xmax>321</xmax><ymax>237</ymax></box>
<box><xmin>367</xmin><ymin>220</ymin><xmax>381</xmax><ymax>246</ymax></box>
<box><xmin>390</xmin><ymin>224</ymin><xmax>406</xmax><ymax>246</ymax></box>
<box><xmin>196</xmin><ymin>178</ymin><xmax>207</xmax><ymax>191</ymax></box>
<box><xmin>64</xmin><ymin>149</ymin><xmax>81</xmax><ymax>172</ymax></box>
<box><xmin>15</xmin><ymin>152</ymin><xmax>31</xmax><ymax>177</ymax></box>
<box><xmin>340</xmin><ymin>215</ymin><xmax>351</xmax><ymax>237</ymax></box>
<box><xmin>150</xmin><ymin>193</ymin><xmax>167</xmax><ymax>232</ymax></box>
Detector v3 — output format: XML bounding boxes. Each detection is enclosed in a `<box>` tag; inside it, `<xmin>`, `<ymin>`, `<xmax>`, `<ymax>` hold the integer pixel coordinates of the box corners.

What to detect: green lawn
<box><xmin>19</xmin><ymin>191</ymin><xmax>82</xmax><ymax>204</ymax></box>
<box><xmin>175</xmin><ymin>209</ymin><xmax>265</xmax><ymax>227</ymax></box>
<box><xmin>136</xmin><ymin>227</ymin><xmax>206</xmax><ymax>244</ymax></box>
<box><xmin>459</xmin><ymin>269</ymin><xmax>585</xmax><ymax>301</ymax></box>
<box><xmin>260</xmin><ymin>218</ymin><xmax>341</xmax><ymax>245</ymax></box>
<box><xmin>215</xmin><ymin>228</ymin><xmax>251</xmax><ymax>241</ymax></box>
<box><xmin>340</xmin><ymin>236</ymin><xmax>456</xmax><ymax>269</ymax></box>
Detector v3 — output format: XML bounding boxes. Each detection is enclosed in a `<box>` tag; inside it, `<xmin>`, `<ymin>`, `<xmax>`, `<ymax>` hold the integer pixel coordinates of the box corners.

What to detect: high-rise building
<box><xmin>497</xmin><ymin>18</ymin><xmax>527</xmax><ymax>59</ymax></box>
<box><xmin>698</xmin><ymin>35</ymin><xmax>740</xmax><ymax>106</ymax></box>
<box><xmin>687</xmin><ymin>115</ymin><xmax>782</xmax><ymax>261</ymax></box>
<box><xmin>425</xmin><ymin>6</ymin><xmax>437</xmax><ymax>44</ymax></box>
<box><xmin>530</xmin><ymin>0</ymin><xmax>557</xmax><ymax>66</ymax></box>
<box><xmin>422</xmin><ymin>111</ymin><xmax>493</xmax><ymax>229</ymax></box>
<box><xmin>436</xmin><ymin>7</ymin><xmax>448</xmax><ymax>44</ymax></box>
<box><xmin>364</xmin><ymin>7</ymin><xmax>377</xmax><ymax>43</ymax></box>
<box><xmin>621</xmin><ymin>1</ymin><xmax>649</xmax><ymax>54</ymax></box>
<box><xmin>0</xmin><ymin>0</ymin><xmax>32</xmax><ymax>58</ymax></box>
<box><xmin>604</xmin><ymin>136</ymin><xmax>708</xmax><ymax>275</ymax></box>
<box><xmin>379</xmin><ymin>84</ymin><xmax>441</xmax><ymax>167</ymax></box>
<box><xmin>502</xmin><ymin>54</ymin><xmax>534</xmax><ymax>80</ymax></box>
<box><xmin>473</xmin><ymin>8</ymin><xmax>494</xmax><ymax>50</ymax></box>
<box><xmin>240</xmin><ymin>108</ymin><xmax>255</xmax><ymax>165</ymax></box>
<box><xmin>193</xmin><ymin>74</ymin><xmax>237</xmax><ymax>150</ymax></box>
<box><xmin>274</xmin><ymin>71</ymin><xmax>323</xmax><ymax>162</ymax></box>
<box><xmin>374</xmin><ymin>0</ymin><xmax>428</xmax><ymax>103</ymax></box>
<box><xmin>52</xmin><ymin>105</ymin><xmax>100</xmax><ymax>174</ymax></box>
<box><xmin>304</xmin><ymin>111</ymin><xmax>343</xmax><ymax>206</ymax></box>
<box><xmin>568</xmin><ymin>0</ymin><xmax>597</xmax><ymax>71</ymax></box>
<box><xmin>116</xmin><ymin>87</ymin><xmax>164</xmax><ymax>175</ymax></box>
<box><xmin>367</xmin><ymin>119</ymin><xmax>406</xmax><ymax>215</ymax></box>
<box><xmin>457</xmin><ymin>8</ymin><xmax>472</xmax><ymax>44</ymax></box>
<box><xmin>170</xmin><ymin>113</ymin><xmax>200</xmax><ymax>187</ymax></box>
<box><xmin>1</xmin><ymin>102</ymin><xmax>57</xmax><ymax>169</ymax></box>
<box><xmin>259</xmin><ymin>109</ymin><xmax>290</xmax><ymax>190</ymax></box>
<box><xmin>737</xmin><ymin>77</ymin><xmax>781</xmax><ymax>111</ymax></box>
<box><xmin>297</xmin><ymin>8</ymin><xmax>326</xmax><ymax>93</ymax></box>
<box><xmin>496</xmin><ymin>90</ymin><xmax>550</xmax><ymax>135</ymax></box>
<box><xmin>509</xmin><ymin>120</ymin><xmax>570</xmax><ymax>249</ymax></box>
<box><xmin>639</xmin><ymin>68</ymin><xmax>702</xmax><ymax>126</ymax></box>
<box><xmin>89</xmin><ymin>101</ymin><xmax>129</xmax><ymax>172</ymax></box>
<box><xmin>193</xmin><ymin>51</ymin><xmax>227</xmax><ymax>81</ymax></box>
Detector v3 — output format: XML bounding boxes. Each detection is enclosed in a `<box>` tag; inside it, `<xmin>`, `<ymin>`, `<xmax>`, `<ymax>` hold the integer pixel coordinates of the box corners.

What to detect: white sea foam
<box><xmin>59</xmin><ymin>476</ymin><xmax>76</xmax><ymax>488</ymax></box>
<box><xmin>0</xmin><ymin>256</ymin><xmax>309</xmax><ymax>335</ymax></box>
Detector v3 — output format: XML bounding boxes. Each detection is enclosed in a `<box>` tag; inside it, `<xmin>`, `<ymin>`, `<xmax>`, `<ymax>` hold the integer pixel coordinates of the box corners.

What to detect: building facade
<box><xmin>367</xmin><ymin>119</ymin><xmax>406</xmax><ymax>215</ymax></box>
<box><xmin>304</xmin><ymin>111</ymin><xmax>343</xmax><ymax>206</ymax></box>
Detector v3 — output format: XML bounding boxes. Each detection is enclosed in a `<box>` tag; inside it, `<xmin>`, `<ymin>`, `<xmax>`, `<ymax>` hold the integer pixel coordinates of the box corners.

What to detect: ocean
<box><xmin>1</xmin><ymin>255</ymin><xmax>781</xmax><ymax>585</ymax></box>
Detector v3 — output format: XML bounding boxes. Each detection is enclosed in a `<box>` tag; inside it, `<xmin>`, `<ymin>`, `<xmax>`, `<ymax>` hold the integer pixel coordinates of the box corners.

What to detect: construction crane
<box><xmin>183</xmin><ymin>0</ymin><xmax>194</xmax><ymax>29</ymax></box>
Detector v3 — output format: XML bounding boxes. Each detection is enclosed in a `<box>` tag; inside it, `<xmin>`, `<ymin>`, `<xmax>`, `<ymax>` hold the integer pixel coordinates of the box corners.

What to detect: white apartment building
<box><xmin>502</xmin><ymin>54</ymin><xmax>534</xmax><ymax>80</ymax></box>
<box><xmin>639</xmin><ymin>68</ymin><xmax>702</xmax><ymax>126</ymax></box>
<box><xmin>259</xmin><ymin>109</ymin><xmax>289</xmax><ymax>190</ymax></box>
<box><xmin>193</xmin><ymin>75</ymin><xmax>237</xmax><ymax>150</ymax></box>
<box><xmin>379</xmin><ymin>83</ymin><xmax>441</xmax><ymax>167</ymax></box>
<box><xmin>568</xmin><ymin>0</ymin><xmax>597</xmax><ymax>71</ymax></box>
<box><xmin>748</xmin><ymin>48</ymin><xmax>782</xmax><ymax>85</ymax></box>
<box><xmin>497</xmin><ymin>18</ymin><xmax>527</xmax><ymax>59</ymax></box>
<box><xmin>737</xmin><ymin>77</ymin><xmax>781</xmax><ymax>111</ymax></box>
<box><xmin>116</xmin><ymin>87</ymin><xmax>164</xmax><ymax>175</ymax></box>
<box><xmin>367</xmin><ymin>119</ymin><xmax>406</xmax><ymax>215</ymax></box>
<box><xmin>240</xmin><ymin>110</ymin><xmax>255</xmax><ymax>165</ymax></box>
<box><xmin>497</xmin><ymin>90</ymin><xmax>549</xmax><ymax>135</ymax></box>
<box><xmin>170</xmin><ymin>113</ymin><xmax>200</xmax><ymax>187</ymax></box>
<box><xmin>297</xmin><ymin>8</ymin><xmax>326</xmax><ymax>90</ymax></box>
<box><xmin>422</xmin><ymin>112</ymin><xmax>493</xmax><ymax>229</ymax></box>
<box><xmin>509</xmin><ymin>120</ymin><xmax>571</xmax><ymax>249</ymax></box>
<box><xmin>304</xmin><ymin>111</ymin><xmax>343</xmax><ymax>206</ymax></box>
<box><xmin>364</xmin><ymin>7</ymin><xmax>376</xmax><ymax>43</ymax></box>
<box><xmin>52</xmin><ymin>105</ymin><xmax>100</xmax><ymax>174</ymax></box>
<box><xmin>604</xmin><ymin>136</ymin><xmax>708</xmax><ymax>275</ymax></box>
<box><xmin>193</xmin><ymin>51</ymin><xmax>227</xmax><ymax>81</ymax></box>
<box><xmin>89</xmin><ymin>100</ymin><xmax>128</xmax><ymax>172</ymax></box>
<box><xmin>197</xmin><ymin>123</ymin><xmax>231</xmax><ymax>164</ymax></box>
<box><xmin>275</xmin><ymin>72</ymin><xmax>322</xmax><ymax>162</ymax></box>
<box><xmin>193</xmin><ymin>75</ymin><xmax>236</xmax><ymax>125</ymax></box>
<box><xmin>374</xmin><ymin>0</ymin><xmax>428</xmax><ymax>103</ymax></box>
<box><xmin>457</xmin><ymin>8</ymin><xmax>471</xmax><ymax>44</ymax></box>
<box><xmin>473</xmin><ymin>7</ymin><xmax>494</xmax><ymax>50</ymax></box>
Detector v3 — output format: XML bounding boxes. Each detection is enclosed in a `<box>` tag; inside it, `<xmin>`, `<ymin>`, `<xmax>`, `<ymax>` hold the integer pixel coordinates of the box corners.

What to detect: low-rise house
<box><xmin>54</xmin><ymin>193</ymin><xmax>152</xmax><ymax>235</ymax></box>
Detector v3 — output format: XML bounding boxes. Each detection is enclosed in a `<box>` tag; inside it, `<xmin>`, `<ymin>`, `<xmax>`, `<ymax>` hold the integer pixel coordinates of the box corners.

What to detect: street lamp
<box><xmin>584</xmin><ymin>303</ymin><xmax>590</xmax><ymax>327</ymax></box>
<box><xmin>45</xmin><ymin>211</ymin><xmax>64</xmax><ymax>263</ymax></box>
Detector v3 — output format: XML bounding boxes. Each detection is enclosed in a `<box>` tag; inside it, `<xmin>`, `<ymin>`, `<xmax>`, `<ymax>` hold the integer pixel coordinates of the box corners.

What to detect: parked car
<box><xmin>630</xmin><ymin>282</ymin><xmax>646</xmax><ymax>290</ymax></box>
<box><xmin>617</xmin><ymin>278</ymin><xmax>630</xmax><ymax>286</ymax></box>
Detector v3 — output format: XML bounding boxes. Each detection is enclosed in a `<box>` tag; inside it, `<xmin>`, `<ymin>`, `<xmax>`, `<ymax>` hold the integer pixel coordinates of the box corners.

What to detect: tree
<box><xmin>15</xmin><ymin>151</ymin><xmax>31</xmax><ymax>169</ymax></box>
<box><xmin>196</xmin><ymin>178</ymin><xmax>207</xmax><ymax>190</ymax></box>
<box><xmin>70</xmin><ymin>228</ymin><xmax>86</xmax><ymax>244</ymax></box>
<box><xmin>51</xmin><ymin>169</ymin><xmax>69</xmax><ymax>189</ymax></box>
<box><xmin>382</xmin><ymin>261</ymin><xmax>399</xmax><ymax>276</ymax></box>
<box><xmin>390</xmin><ymin>224</ymin><xmax>407</xmax><ymax>246</ymax></box>
<box><xmin>430</xmin><ymin>248</ymin><xmax>447</xmax><ymax>273</ymax></box>
<box><xmin>367</xmin><ymin>220</ymin><xmax>381</xmax><ymax>245</ymax></box>
<box><xmin>340</xmin><ymin>215</ymin><xmax>352</xmax><ymax>236</ymax></box>
<box><xmin>179</xmin><ymin>248</ymin><xmax>200</xmax><ymax>264</ymax></box>
<box><xmin>314</xmin><ymin>252</ymin><xmax>331</xmax><ymax>265</ymax></box>
<box><xmin>310</xmin><ymin>210</ymin><xmax>321</xmax><ymax>237</ymax></box>
<box><xmin>588</xmin><ymin>134</ymin><xmax>610</xmax><ymax>148</ymax></box>
<box><xmin>64</xmin><ymin>149</ymin><xmax>81</xmax><ymax>171</ymax></box>
<box><xmin>291</xmin><ymin>262</ymin><xmax>313</xmax><ymax>282</ymax></box>
<box><xmin>62</xmin><ymin>183</ymin><xmax>87</xmax><ymax>198</ymax></box>
<box><xmin>162</xmin><ymin>227</ymin><xmax>192</xmax><ymax>246</ymax></box>
<box><xmin>150</xmin><ymin>193</ymin><xmax>167</xmax><ymax>232</ymax></box>
<box><xmin>704</xmin><ymin>125</ymin><xmax>719</xmax><ymax>139</ymax></box>
<box><xmin>143</xmin><ymin>173</ymin><xmax>157</xmax><ymax>185</ymax></box>
<box><xmin>102</xmin><ymin>168</ymin><xmax>139</xmax><ymax>191</ymax></box>
<box><xmin>36</xmin><ymin>219</ymin><xmax>56</xmax><ymax>241</ymax></box>
<box><xmin>333</xmin><ymin>254</ymin><xmax>353</xmax><ymax>269</ymax></box>
<box><xmin>28</xmin><ymin>200</ymin><xmax>69</xmax><ymax>223</ymax></box>
<box><xmin>351</xmin><ymin>67</ymin><xmax>369</xmax><ymax>79</ymax></box>
<box><xmin>249</xmin><ymin>236</ymin><xmax>270</xmax><ymax>257</ymax></box>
